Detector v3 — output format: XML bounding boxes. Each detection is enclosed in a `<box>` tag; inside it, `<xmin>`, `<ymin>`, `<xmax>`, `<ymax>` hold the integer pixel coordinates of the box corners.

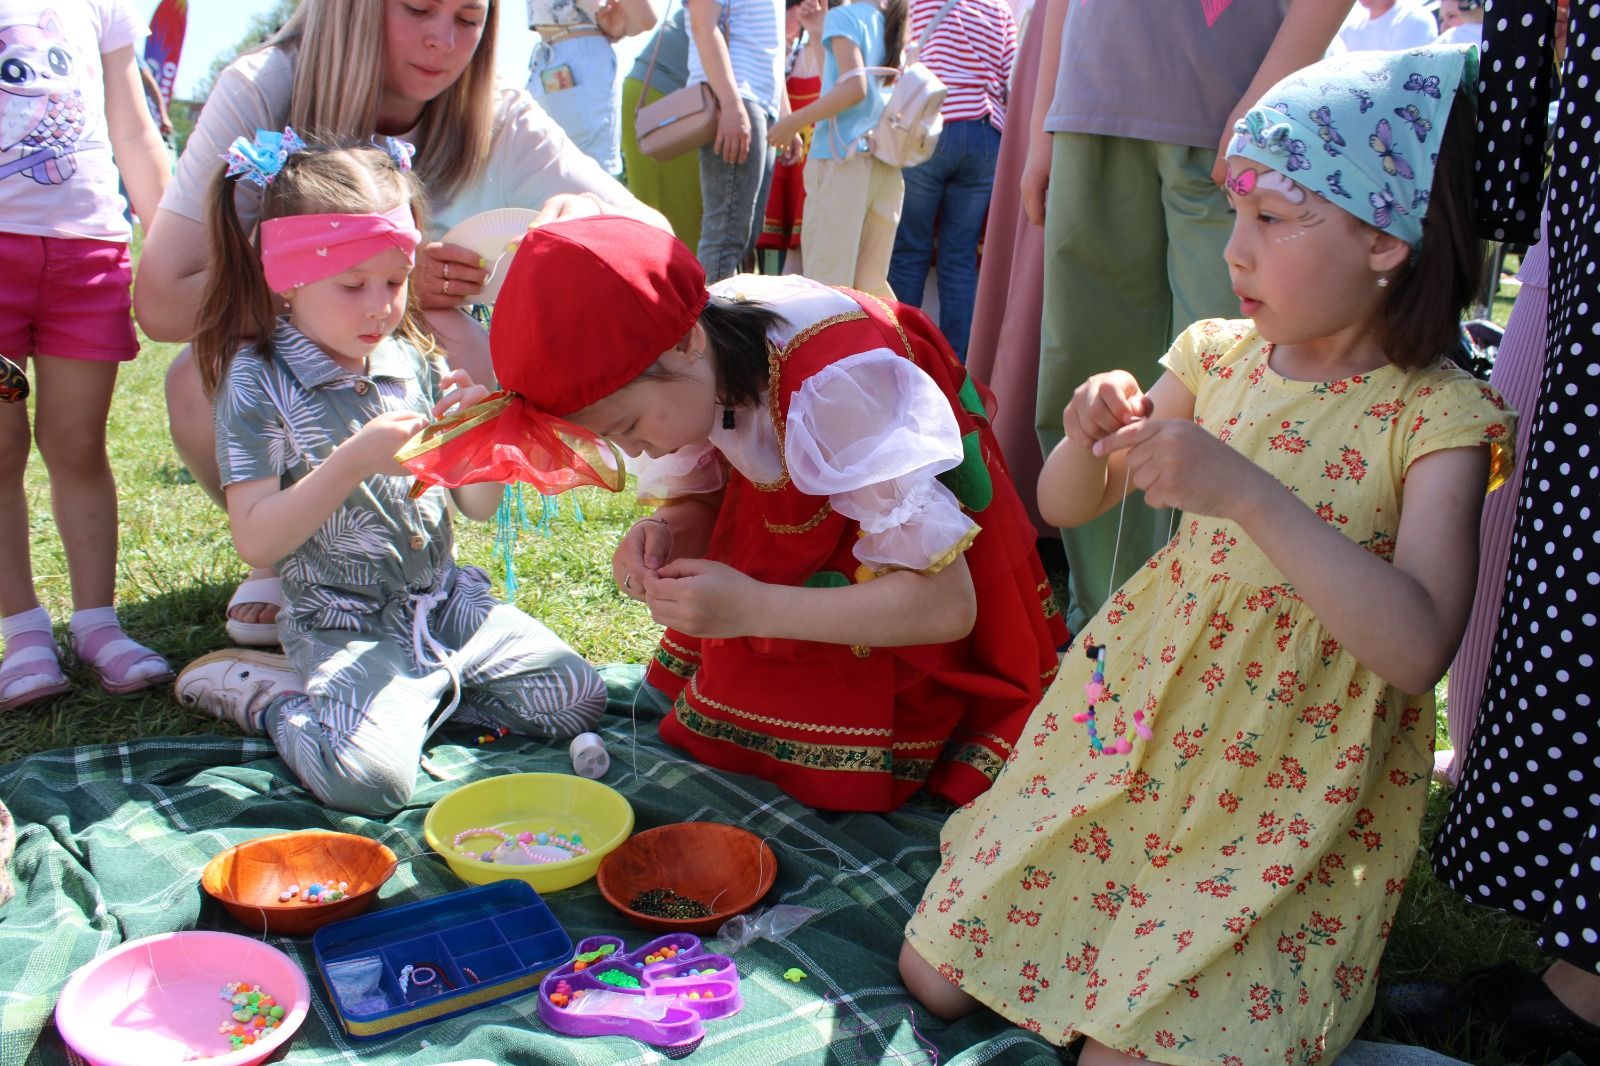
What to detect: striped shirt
<box><xmin>685</xmin><ymin>0</ymin><xmax>786</xmax><ymax>120</ymax></box>
<box><xmin>910</xmin><ymin>0</ymin><xmax>1016</xmax><ymax>131</ymax></box>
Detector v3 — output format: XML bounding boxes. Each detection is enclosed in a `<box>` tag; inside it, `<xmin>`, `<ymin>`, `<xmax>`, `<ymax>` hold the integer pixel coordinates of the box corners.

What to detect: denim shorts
<box><xmin>526</xmin><ymin>34</ymin><xmax>622</xmax><ymax>176</ymax></box>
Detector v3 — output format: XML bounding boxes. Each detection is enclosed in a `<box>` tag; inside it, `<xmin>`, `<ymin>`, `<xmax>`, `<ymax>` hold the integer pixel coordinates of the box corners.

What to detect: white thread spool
<box><xmin>569</xmin><ymin>732</ymin><xmax>609</xmax><ymax>779</ymax></box>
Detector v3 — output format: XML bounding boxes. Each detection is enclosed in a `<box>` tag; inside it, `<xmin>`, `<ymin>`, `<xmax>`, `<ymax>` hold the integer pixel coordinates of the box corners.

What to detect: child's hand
<box><xmin>768</xmin><ymin>114</ymin><xmax>801</xmax><ymax>150</ymax></box>
<box><xmin>613</xmin><ymin>517</ymin><xmax>675</xmax><ymax>600</ymax></box>
<box><xmin>640</xmin><ymin>558</ymin><xmax>760</xmax><ymax>637</ymax></box>
<box><xmin>798</xmin><ymin>0</ymin><xmax>825</xmax><ymax>36</ymax></box>
<box><xmin>432</xmin><ymin>369</ymin><xmax>493</xmax><ymax>419</ymax></box>
<box><xmin>1062</xmin><ymin>371</ymin><xmax>1154</xmax><ymax>451</ymax></box>
<box><xmin>1094</xmin><ymin>418</ymin><xmax>1268</xmax><ymax>518</ymax></box>
<box><xmin>349</xmin><ymin>410</ymin><xmax>432</xmax><ymax>477</ymax></box>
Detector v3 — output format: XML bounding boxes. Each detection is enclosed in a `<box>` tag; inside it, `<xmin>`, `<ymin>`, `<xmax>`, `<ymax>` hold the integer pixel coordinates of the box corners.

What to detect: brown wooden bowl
<box><xmin>201</xmin><ymin>830</ymin><xmax>397</xmax><ymax>937</ymax></box>
<box><xmin>596</xmin><ymin>822</ymin><xmax>777</xmax><ymax>935</ymax></box>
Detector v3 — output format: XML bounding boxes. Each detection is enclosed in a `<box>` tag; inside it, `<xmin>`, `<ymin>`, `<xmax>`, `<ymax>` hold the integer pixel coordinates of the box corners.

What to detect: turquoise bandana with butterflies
<box><xmin>1226</xmin><ymin>45</ymin><xmax>1478</xmax><ymax>248</ymax></box>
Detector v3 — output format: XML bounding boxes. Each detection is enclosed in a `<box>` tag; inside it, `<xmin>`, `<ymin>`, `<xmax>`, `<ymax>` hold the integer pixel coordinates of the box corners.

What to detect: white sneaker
<box><xmin>176</xmin><ymin>650</ymin><xmax>302</xmax><ymax>734</ymax></box>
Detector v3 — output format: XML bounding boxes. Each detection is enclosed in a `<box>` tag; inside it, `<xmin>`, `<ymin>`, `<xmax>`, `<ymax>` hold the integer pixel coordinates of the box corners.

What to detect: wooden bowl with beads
<box><xmin>201</xmin><ymin>830</ymin><xmax>397</xmax><ymax>937</ymax></box>
<box><xmin>596</xmin><ymin>822</ymin><xmax>777</xmax><ymax>935</ymax></box>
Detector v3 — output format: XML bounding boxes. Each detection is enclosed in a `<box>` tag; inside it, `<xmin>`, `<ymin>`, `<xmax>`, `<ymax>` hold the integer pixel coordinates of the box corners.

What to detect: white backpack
<box><xmin>831</xmin><ymin>0</ymin><xmax>961</xmax><ymax>169</ymax></box>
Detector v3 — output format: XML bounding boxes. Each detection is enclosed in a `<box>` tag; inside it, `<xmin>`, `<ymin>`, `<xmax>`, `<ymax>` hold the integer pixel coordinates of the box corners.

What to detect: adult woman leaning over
<box><xmin>135</xmin><ymin>0</ymin><xmax>667</xmax><ymax>645</ymax></box>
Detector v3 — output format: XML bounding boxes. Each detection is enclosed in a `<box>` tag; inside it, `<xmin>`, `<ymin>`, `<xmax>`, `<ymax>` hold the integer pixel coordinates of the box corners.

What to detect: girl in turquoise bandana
<box><xmin>900</xmin><ymin>46</ymin><xmax>1518</xmax><ymax>1065</ymax></box>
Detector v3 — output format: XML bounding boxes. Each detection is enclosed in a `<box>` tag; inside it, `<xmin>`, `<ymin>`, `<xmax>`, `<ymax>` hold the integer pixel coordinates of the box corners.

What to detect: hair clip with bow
<box><xmin>223</xmin><ymin>126</ymin><xmax>307</xmax><ymax>188</ymax></box>
<box><xmin>375</xmin><ymin>136</ymin><xmax>416</xmax><ymax>172</ymax></box>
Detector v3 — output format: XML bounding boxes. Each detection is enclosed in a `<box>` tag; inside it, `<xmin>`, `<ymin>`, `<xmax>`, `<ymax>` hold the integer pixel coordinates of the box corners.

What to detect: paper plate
<box><xmin>439</xmin><ymin>208</ymin><xmax>542</xmax><ymax>305</ymax></box>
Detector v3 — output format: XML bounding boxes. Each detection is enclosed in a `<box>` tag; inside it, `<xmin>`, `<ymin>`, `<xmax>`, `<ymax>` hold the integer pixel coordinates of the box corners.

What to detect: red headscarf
<box><xmin>398</xmin><ymin>215</ymin><xmax>711</xmax><ymax>494</ymax></box>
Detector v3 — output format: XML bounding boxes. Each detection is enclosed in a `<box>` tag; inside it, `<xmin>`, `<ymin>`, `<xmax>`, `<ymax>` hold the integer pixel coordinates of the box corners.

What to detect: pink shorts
<box><xmin>0</xmin><ymin>232</ymin><xmax>139</xmax><ymax>362</ymax></box>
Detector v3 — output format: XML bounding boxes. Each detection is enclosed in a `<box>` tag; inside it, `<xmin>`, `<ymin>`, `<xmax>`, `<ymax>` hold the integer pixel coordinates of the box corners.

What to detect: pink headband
<box><xmin>260</xmin><ymin>203</ymin><xmax>422</xmax><ymax>292</ymax></box>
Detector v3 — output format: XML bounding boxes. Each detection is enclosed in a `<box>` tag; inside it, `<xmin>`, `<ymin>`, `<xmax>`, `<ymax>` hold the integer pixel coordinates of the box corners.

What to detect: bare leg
<box><xmin>164</xmin><ymin>345</ymin><xmax>225</xmax><ymax>508</ymax></box>
<box><xmin>898</xmin><ymin>941</ymin><xmax>984</xmax><ymax>1021</ymax></box>
<box><xmin>32</xmin><ymin>355</ymin><xmax>120</xmax><ymax>611</ymax></box>
<box><xmin>0</xmin><ymin>361</ymin><xmax>38</xmax><ymax>619</ymax></box>
<box><xmin>1079</xmin><ymin>1038</ymin><xmax>1172</xmax><ymax>1066</ymax></box>
<box><xmin>1544</xmin><ymin>960</ymin><xmax>1600</xmax><ymax>1027</ymax></box>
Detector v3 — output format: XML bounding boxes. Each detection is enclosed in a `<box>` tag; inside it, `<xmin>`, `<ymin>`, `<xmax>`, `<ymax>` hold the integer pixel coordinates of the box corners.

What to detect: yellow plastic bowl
<box><xmin>422</xmin><ymin>773</ymin><xmax>634</xmax><ymax>893</ymax></box>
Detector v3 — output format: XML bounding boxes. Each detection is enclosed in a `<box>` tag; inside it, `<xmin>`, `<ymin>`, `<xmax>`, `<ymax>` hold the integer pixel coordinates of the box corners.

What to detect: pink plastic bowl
<box><xmin>55</xmin><ymin>930</ymin><xmax>310</xmax><ymax>1066</ymax></box>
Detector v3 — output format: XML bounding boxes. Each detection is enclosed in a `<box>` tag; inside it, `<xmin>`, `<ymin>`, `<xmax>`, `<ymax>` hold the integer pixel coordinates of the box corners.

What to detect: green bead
<box><xmin>269</xmin><ymin>1005</ymin><xmax>285</xmax><ymax>1019</ymax></box>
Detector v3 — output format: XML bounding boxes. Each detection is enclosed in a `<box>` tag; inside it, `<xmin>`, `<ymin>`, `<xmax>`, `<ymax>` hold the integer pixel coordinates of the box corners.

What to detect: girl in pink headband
<box><xmin>178</xmin><ymin>139</ymin><xmax>605</xmax><ymax>815</ymax></box>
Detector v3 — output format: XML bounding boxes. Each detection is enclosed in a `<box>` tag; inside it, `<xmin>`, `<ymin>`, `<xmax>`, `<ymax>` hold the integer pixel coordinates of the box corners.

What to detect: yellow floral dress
<box><xmin>905</xmin><ymin>320</ymin><xmax>1515</xmax><ymax>1065</ymax></box>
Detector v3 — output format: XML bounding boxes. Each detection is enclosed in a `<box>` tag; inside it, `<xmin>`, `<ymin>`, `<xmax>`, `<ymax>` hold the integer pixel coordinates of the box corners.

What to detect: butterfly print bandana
<box><xmin>1226</xmin><ymin>45</ymin><xmax>1477</xmax><ymax>247</ymax></box>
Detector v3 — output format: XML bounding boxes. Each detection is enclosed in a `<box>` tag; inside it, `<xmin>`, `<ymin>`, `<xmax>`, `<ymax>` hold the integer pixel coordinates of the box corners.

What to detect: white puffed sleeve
<box><xmin>629</xmin><ymin>442</ymin><xmax>727</xmax><ymax>504</ymax></box>
<box><xmin>786</xmin><ymin>350</ymin><xmax>978</xmax><ymax>572</ymax></box>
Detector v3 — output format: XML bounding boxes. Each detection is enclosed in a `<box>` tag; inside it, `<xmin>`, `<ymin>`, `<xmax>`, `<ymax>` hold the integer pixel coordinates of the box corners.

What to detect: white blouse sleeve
<box><xmin>785</xmin><ymin>350</ymin><xmax>977</xmax><ymax>573</ymax></box>
<box><xmin>629</xmin><ymin>442</ymin><xmax>727</xmax><ymax>503</ymax></box>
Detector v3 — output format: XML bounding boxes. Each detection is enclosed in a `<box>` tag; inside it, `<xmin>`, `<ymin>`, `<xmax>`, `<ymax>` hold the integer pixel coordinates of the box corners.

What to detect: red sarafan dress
<box><xmin>759</xmin><ymin>37</ymin><xmax>821</xmax><ymax>253</ymax></box>
<box><xmin>639</xmin><ymin>274</ymin><xmax>1066</xmax><ymax>811</ymax></box>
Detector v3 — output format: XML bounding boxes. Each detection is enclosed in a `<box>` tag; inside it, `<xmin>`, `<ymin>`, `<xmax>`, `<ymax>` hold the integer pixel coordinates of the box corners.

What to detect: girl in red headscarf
<box><xmin>407</xmin><ymin>214</ymin><xmax>1066</xmax><ymax>812</ymax></box>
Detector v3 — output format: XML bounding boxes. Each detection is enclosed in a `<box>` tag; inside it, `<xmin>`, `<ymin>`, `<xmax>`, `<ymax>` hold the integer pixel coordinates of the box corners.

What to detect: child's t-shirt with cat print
<box><xmin>0</xmin><ymin>0</ymin><xmax>145</xmax><ymax>241</ymax></box>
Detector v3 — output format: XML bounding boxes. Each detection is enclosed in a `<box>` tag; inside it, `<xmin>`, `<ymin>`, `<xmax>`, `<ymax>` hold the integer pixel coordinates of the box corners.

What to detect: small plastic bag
<box><xmin>564</xmin><ymin>989</ymin><xmax>673</xmax><ymax>1021</ymax></box>
<box><xmin>326</xmin><ymin>955</ymin><xmax>390</xmax><ymax>1015</ymax></box>
<box><xmin>713</xmin><ymin>904</ymin><xmax>821</xmax><ymax>953</ymax></box>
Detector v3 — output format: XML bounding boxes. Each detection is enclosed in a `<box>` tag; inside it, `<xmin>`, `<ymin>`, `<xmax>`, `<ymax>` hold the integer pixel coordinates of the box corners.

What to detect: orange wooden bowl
<box><xmin>201</xmin><ymin>830</ymin><xmax>397</xmax><ymax>937</ymax></box>
<box><xmin>596</xmin><ymin>822</ymin><xmax>777</xmax><ymax>935</ymax></box>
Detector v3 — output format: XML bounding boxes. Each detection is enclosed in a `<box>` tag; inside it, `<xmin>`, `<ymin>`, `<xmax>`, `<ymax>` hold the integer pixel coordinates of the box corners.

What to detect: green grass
<box><xmin>2</xmin><ymin>272</ymin><xmax>1546</xmax><ymax>1063</ymax></box>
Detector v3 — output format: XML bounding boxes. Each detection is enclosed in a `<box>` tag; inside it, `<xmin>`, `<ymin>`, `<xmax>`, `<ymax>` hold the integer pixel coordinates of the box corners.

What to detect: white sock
<box><xmin>68</xmin><ymin>605</ymin><xmax>119</xmax><ymax>641</ymax></box>
<box><xmin>2</xmin><ymin>606</ymin><xmax>52</xmax><ymax>647</ymax></box>
<box><xmin>69</xmin><ymin>606</ymin><xmax>167</xmax><ymax>682</ymax></box>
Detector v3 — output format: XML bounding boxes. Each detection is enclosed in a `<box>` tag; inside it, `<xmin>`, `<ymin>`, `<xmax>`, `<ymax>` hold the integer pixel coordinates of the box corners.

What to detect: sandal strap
<box><xmin>0</xmin><ymin>642</ymin><xmax>66</xmax><ymax>699</ymax></box>
<box><xmin>72</xmin><ymin>626</ymin><xmax>170</xmax><ymax>680</ymax></box>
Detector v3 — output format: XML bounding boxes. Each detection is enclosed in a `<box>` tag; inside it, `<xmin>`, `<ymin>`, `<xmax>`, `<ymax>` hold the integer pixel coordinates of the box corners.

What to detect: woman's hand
<box><xmin>1093</xmin><ymin>418</ymin><xmax>1270</xmax><ymax>520</ymax></box>
<box><xmin>613</xmin><ymin>517</ymin><xmax>676</xmax><ymax>601</ymax></box>
<box><xmin>418</xmin><ymin>242</ymin><xmax>488</xmax><ymax>310</ymax></box>
<box><xmin>432</xmin><ymin>369</ymin><xmax>493</xmax><ymax>419</ymax></box>
<box><xmin>1020</xmin><ymin>129</ymin><xmax>1054</xmax><ymax>227</ymax></box>
<box><xmin>347</xmin><ymin>410</ymin><xmax>432</xmax><ymax>477</ymax></box>
<box><xmin>715</xmin><ymin>100</ymin><xmax>752</xmax><ymax>164</ymax></box>
<box><xmin>640</xmin><ymin>558</ymin><xmax>763</xmax><ymax>637</ymax></box>
<box><xmin>529</xmin><ymin>191</ymin><xmax>611</xmax><ymax>230</ymax></box>
<box><xmin>1061</xmin><ymin>370</ymin><xmax>1152</xmax><ymax>450</ymax></box>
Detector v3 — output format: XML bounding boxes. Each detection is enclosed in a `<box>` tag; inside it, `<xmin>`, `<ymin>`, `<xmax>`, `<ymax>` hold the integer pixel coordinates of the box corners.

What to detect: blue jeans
<box><xmin>526</xmin><ymin>35</ymin><xmax>622</xmax><ymax>175</ymax></box>
<box><xmin>886</xmin><ymin>118</ymin><xmax>1002</xmax><ymax>361</ymax></box>
<box><xmin>697</xmin><ymin>96</ymin><xmax>775</xmax><ymax>283</ymax></box>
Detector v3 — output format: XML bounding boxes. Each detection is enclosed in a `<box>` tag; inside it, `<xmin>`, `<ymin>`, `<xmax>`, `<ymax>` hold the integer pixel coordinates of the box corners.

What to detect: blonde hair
<box><xmin>193</xmin><ymin>144</ymin><xmax>437</xmax><ymax>396</ymax></box>
<box><xmin>268</xmin><ymin>0</ymin><xmax>500</xmax><ymax>202</ymax></box>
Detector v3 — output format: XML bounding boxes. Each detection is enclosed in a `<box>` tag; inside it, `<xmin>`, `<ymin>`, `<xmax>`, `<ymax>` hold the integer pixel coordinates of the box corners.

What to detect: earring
<box><xmin>723</xmin><ymin>408</ymin><xmax>736</xmax><ymax>430</ymax></box>
<box><xmin>1376</xmin><ymin>276</ymin><xmax>1390</xmax><ymax>288</ymax></box>
<box><xmin>691</xmin><ymin>349</ymin><xmax>703</xmax><ymax>361</ymax></box>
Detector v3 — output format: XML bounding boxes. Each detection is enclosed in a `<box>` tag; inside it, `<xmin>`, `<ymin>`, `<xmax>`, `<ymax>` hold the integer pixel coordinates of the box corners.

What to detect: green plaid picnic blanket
<box><xmin>0</xmin><ymin>692</ymin><xmax>1061</xmax><ymax>1066</ymax></box>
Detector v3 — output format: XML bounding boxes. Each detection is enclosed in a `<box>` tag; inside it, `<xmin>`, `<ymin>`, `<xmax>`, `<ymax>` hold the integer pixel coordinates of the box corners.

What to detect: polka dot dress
<box><xmin>1430</xmin><ymin>0</ymin><xmax>1600</xmax><ymax>974</ymax></box>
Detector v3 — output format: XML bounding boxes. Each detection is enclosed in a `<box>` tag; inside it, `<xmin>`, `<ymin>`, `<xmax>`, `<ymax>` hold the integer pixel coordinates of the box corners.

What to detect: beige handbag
<box><xmin>634</xmin><ymin>0</ymin><xmax>727</xmax><ymax>161</ymax></box>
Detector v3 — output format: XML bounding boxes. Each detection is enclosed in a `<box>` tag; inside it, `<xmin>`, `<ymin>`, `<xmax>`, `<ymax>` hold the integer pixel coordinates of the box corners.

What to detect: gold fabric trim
<box><xmin>851</xmin><ymin>644</ymin><xmax>871</xmax><ymax>658</ymax></box>
<box><xmin>764</xmin><ymin>502</ymin><xmax>833</xmax><ymax>534</ymax></box>
<box><xmin>777</xmin><ymin>308</ymin><xmax>868</xmax><ymax>358</ymax></box>
<box><xmin>674</xmin><ymin>700</ymin><xmax>935</xmax><ymax>782</ymax></box>
<box><xmin>750</xmin><ymin>308</ymin><xmax>869</xmax><ymax>493</ymax></box>
<box><xmin>688</xmin><ymin>676</ymin><xmax>893</xmax><ymax>737</ymax></box>
<box><xmin>848</xmin><ymin>290</ymin><xmax>915</xmax><ymax>361</ymax></box>
<box><xmin>660</xmin><ymin>634</ymin><xmax>700</xmax><ymax>660</ymax></box>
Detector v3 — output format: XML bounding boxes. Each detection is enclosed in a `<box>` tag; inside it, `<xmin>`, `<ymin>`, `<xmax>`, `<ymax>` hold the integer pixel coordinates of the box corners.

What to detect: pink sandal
<box><xmin>0</xmin><ymin>628</ymin><xmax>72</xmax><ymax>711</ymax></box>
<box><xmin>68</xmin><ymin>624</ymin><xmax>175</xmax><ymax>697</ymax></box>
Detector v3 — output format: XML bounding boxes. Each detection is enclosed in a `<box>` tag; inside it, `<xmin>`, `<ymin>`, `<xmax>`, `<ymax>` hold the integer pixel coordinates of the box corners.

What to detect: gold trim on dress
<box><xmin>688</xmin><ymin>675</ymin><xmax>893</xmax><ymax>737</ymax></box>
<box><xmin>674</xmin><ymin>699</ymin><xmax>935</xmax><ymax>782</ymax></box>
<box><xmin>764</xmin><ymin>502</ymin><xmax>833</xmax><ymax>534</ymax></box>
